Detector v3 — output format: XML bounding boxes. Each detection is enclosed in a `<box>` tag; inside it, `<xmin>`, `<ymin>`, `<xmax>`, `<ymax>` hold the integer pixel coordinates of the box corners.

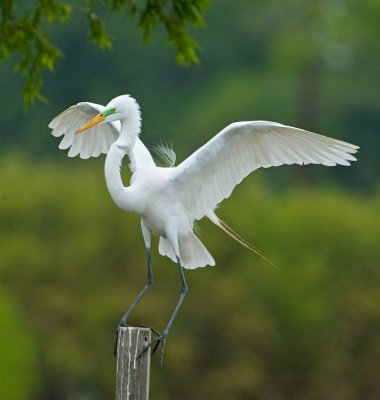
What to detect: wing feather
<box><xmin>49</xmin><ymin>102</ymin><xmax>119</xmax><ymax>159</ymax></box>
<box><xmin>50</xmin><ymin>101</ymin><xmax>156</xmax><ymax>171</ymax></box>
<box><xmin>172</xmin><ymin>121</ymin><xmax>359</xmax><ymax>221</ymax></box>
<box><xmin>68</xmin><ymin>133</ymin><xmax>82</xmax><ymax>158</ymax></box>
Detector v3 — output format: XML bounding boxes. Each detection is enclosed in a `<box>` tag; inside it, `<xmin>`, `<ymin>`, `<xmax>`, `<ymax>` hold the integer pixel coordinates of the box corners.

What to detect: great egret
<box><xmin>50</xmin><ymin>94</ymin><xmax>358</xmax><ymax>362</ymax></box>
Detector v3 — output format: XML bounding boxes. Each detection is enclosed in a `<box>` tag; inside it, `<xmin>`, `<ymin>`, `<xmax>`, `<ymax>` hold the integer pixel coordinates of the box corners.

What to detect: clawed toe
<box><xmin>114</xmin><ymin>324</ymin><xmax>163</xmax><ymax>359</ymax></box>
<box><xmin>138</xmin><ymin>324</ymin><xmax>162</xmax><ymax>353</ymax></box>
<box><xmin>138</xmin><ymin>333</ymin><xmax>167</xmax><ymax>366</ymax></box>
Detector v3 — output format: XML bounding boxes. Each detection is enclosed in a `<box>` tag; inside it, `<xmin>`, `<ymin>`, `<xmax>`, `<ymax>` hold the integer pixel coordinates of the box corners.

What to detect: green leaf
<box><xmin>0</xmin><ymin>0</ymin><xmax>208</xmax><ymax>107</ymax></box>
<box><xmin>87</xmin><ymin>12</ymin><xmax>113</xmax><ymax>50</ymax></box>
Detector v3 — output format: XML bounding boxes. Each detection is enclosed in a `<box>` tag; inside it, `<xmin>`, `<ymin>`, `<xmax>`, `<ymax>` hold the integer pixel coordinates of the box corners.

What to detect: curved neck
<box><xmin>104</xmin><ymin>143</ymin><xmax>125</xmax><ymax>193</ymax></box>
<box><xmin>116</xmin><ymin>118</ymin><xmax>140</xmax><ymax>150</ymax></box>
<box><xmin>104</xmin><ymin>142</ymin><xmax>142</xmax><ymax>214</ymax></box>
<box><xmin>106</xmin><ymin>120</ymin><xmax>138</xmax><ymax>190</ymax></box>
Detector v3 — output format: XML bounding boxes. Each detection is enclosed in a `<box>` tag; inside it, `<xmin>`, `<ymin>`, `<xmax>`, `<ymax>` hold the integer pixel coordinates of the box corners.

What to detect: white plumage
<box><xmin>173</xmin><ymin>121</ymin><xmax>358</xmax><ymax>222</ymax></box>
<box><xmin>50</xmin><ymin>102</ymin><xmax>118</xmax><ymax>158</ymax></box>
<box><xmin>50</xmin><ymin>94</ymin><xmax>358</xmax><ymax>359</ymax></box>
<box><xmin>49</xmin><ymin>100</ymin><xmax>155</xmax><ymax>171</ymax></box>
<box><xmin>50</xmin><ymin>95</ymin><xmax>358</xmax><ymax>268</ymax></box>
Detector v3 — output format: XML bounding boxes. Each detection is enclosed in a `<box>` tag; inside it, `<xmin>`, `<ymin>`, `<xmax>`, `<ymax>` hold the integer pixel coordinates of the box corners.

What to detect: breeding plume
<box><xmin>50</xmin><ymin>94</ymin><xmax>359</xmax><ymax>361</ymax></box>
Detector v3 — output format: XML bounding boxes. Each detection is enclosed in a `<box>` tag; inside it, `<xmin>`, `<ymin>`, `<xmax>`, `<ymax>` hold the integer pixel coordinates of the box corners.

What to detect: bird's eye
<box><xmin>112</xmin><ymin>108</ymin><xmax>116</xmax><ymax>113</ymax></box>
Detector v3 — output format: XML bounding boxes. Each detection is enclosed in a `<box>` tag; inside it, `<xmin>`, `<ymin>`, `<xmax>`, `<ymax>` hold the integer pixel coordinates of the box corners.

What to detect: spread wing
<box><xmin>172</xmin><ymin>121</ymin><xmax>359</xmax><ymax>221</ymax></box>
<box><xmin>49</xmin><ymin>102</ymin><xmax>155</xmax><ymax>171</ymax></box>
<box><xmin>49</xmin><ymin>102</ymin><xmax>119</xmax><ymax>159</ymax></box>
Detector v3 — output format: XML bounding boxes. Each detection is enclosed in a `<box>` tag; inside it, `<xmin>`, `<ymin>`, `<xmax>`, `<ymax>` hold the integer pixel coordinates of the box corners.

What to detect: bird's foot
<box><xmin>138</xmin><ymin>324</ymin><xmax>161</xmax><ymax>352</ymax></box>
<box><xmin>114</xmin><ymin>322</ymin><xmax>162</xmax><ymax>358</ymax></box>
<box><xmin>138</xmin><ymin>332</ymin><xmax>167</xmax><ymax>366</ymax></box>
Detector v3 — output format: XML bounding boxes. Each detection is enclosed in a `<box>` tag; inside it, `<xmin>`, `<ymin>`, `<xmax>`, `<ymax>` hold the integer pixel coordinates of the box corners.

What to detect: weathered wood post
<box><xmin>115</xmin><ymin>327</ymin><xmax>151</xmax><ymax>400</ymax></box>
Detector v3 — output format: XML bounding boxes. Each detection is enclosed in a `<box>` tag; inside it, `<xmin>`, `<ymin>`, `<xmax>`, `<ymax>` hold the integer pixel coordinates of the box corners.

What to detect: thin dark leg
<box><xmin>139</xmin><ymin>256</ymin><xmax>188</xmax><ymax>365</ymax></box>
<box><xmin>162</xmin><ymin>256</ymin><xmax>188</xmax><ymax>336</ymax></box>
<box><xmin>114</xmin><ymin>248</ymin><xmax>154</xmax><ymax>356</ymax></box>
<box><xmin>119</xmin><ymin>247</ymin><xmax>153</xmax><ymax>326</ymax></box>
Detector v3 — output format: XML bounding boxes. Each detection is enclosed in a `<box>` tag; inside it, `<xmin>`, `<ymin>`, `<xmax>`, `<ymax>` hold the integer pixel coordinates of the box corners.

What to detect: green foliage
<box><xmin>0</xmin><ymin>1</ymin><xmax>71</xmax><ymax>107</ymax></box>
<box><xmin>86</xmin><ymin>11</ymin><xmax>113</xmax><ymax>50</ymax></box>
<box><xmin>0</xmin><ymin>291</ymin><xmax>40</xmax><ymax>399</ymax></box>
<box><xmin>0</xmin><ymin>153</ymin><xmax>379</xmax><ymax>399</ymax></box>
<box><xmin>0</xmin><ymin>0</ymin><xmax>207</xmax><ymax>108</ymax></box>
<box><xmin>136</xmin><ymin>0</ymin><xmax>206</xmax><ymax>64</ymax></box>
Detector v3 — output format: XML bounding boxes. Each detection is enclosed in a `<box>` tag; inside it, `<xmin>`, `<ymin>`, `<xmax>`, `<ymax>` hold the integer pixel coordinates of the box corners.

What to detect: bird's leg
<box><xmin>138</xmin><ymin>255</ymin><xmax>188</xmax><ymax>365</ymax></box>
<box><xmin>114</xmin><ymin>247</ymin><xmax>154</xmax><ymax>357</ymax></box>
<box><xmin>119</xmin><ymin>247</ymin><xmax>153</xmax><ymax>326</ymax></box>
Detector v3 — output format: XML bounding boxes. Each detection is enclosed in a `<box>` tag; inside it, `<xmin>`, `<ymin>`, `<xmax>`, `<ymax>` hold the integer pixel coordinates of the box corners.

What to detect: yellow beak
<box><xmin>77</xmin><ymin>113</ymin><xmax>106</xmax><ymax>133</ymax></box>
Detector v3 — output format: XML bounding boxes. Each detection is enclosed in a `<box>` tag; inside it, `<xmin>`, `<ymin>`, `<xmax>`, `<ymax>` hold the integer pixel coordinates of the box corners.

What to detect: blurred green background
<box><xmin>1</xmin><ymin>1</ymin><xmax>380</xmax><ymax>399</ymax></box>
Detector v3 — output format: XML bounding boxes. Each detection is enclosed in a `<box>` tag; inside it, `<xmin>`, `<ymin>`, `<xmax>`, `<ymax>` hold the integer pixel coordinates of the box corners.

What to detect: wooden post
<box><xmin>115</xmin><ymin>327</ymin><xmax>151</xmax><ymax>400</ymax></box>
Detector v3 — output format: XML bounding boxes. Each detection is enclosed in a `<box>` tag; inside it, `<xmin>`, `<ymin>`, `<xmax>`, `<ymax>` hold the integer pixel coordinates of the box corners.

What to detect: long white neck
<box><xmin>104</xmin><ymin>137</ymin><xmax>142</xmax><ymax>215</ymax></box>
<box><xmin>117</xmin><ymin>116</ymin><xmax>140</xmax><ymax>149</ymax></box>
<box><xmin>104</xmin><ymin>143</ymin><xmax>126</xmax><ymax>194</ymax></box>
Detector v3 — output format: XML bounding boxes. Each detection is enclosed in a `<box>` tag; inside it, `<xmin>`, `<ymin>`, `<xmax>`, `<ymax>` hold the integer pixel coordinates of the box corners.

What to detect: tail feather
<box><xmin>158</xmin><ymin>232</ymin><xmax>215</xmax><ymax>269</ymax></box>
<box><xmin>207</xmin><ymin>212</ymin><xmax>277</xmax><ymax>268</ymax></box>
<box><xmin>158</xmin><ymin>236</ymin><xmax>177</xmax><ymax>264</ymax></box>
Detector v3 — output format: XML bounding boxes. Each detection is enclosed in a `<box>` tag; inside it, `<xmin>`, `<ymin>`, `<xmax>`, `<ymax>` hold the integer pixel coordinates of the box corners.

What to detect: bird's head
<box><xmin>78</xmin><ymin>94</ymin><xmax>141</xmax><ymax>133</ymax></box>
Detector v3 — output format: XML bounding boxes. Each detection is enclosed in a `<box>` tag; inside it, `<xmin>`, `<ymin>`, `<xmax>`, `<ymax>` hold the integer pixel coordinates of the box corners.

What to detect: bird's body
<box><xmin>50</xmin><ymin>94</ymin><xmax>359</xmax><ymax>361</ymax></box>
<box><xmin>102</xmin><ymin>124</ymin><xmax>213</xmax><ymax>268</ymax></box>
<box><xmin>113</xmin><ymin>162</ymin><xmax>189</xmax><ymax>239</ymax></box>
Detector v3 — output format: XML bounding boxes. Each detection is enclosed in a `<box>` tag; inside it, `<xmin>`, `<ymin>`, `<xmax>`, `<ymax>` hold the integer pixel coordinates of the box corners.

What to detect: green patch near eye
<box><xmin>103</xmin><ymin>107</ymin><xmax>116</xmax><ymax>116</ymax></box>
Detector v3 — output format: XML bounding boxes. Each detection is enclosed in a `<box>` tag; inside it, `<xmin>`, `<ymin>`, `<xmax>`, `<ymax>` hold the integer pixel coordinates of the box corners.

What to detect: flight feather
<box><xmin>172</xmin><ymin>121</ymin><xmax>359</xmax><ymax>221</ymax></box>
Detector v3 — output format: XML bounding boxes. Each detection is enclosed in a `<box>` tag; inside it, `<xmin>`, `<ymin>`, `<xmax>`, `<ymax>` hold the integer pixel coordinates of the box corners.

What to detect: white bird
<box><xmin>50</xmin><ymin>94</ymin><xmax>359</xmax><ymax>361</ymax></box>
